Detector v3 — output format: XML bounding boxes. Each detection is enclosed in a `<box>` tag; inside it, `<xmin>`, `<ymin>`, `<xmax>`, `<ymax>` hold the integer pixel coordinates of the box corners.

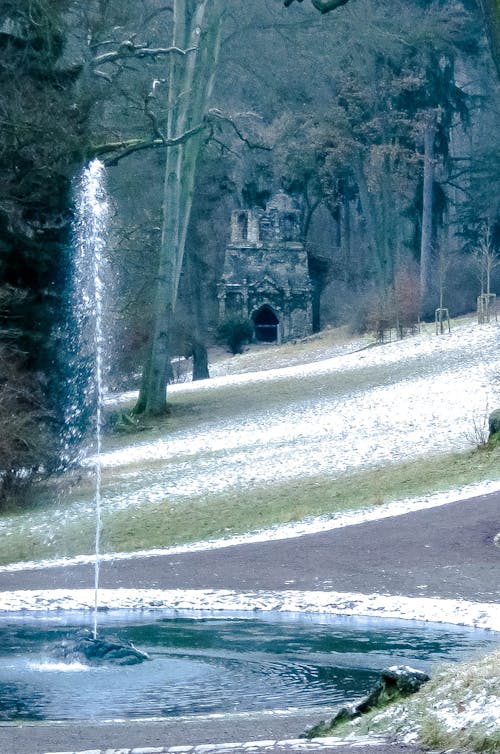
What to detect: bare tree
<box><xmin>475</xmin><ymin>224</ymin><xmax>499</xmax><ymax>323</ymax></box>
<box><xmin>134</xmin><ymin>0</ymin><xmax>225</xmax><ymax>415</ymax></box>
<box><xmin>475</xmin><ymin>224</ymin><xmax>500</xmax><ymax>297</ymax></box>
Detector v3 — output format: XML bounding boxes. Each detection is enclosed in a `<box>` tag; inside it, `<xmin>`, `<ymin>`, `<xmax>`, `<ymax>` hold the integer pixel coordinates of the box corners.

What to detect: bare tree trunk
<box><xmin>340</xmin><ymin>191</ymin><xmax>351</xmax><ymax>282</ymax></box>
<box><xmin>185</xmin><ymin>234</ymin><xmax>211</xmax><ymax>382</ymax></box>
<box><xmin>135</xmin><ymin>0</ymin><xmax>223</xmax><ymax>415</ymax></box>
<box><xmin>192</xmin><ymin>340</ymin><xmax>209</xmax><ymax>380</ymax></box>
<box><xmin>419</xmin><ymin>117</ymin><xmax>435</xmax><ymax>311</ymax></box>
<box><xmin>380</xmin><ymin>151</ymin><xmax>397</xmax><ymax>287</ymax></box>
<box><xmin>478</xmin><ymin>0</ymin><xmax>500</xmax><ymax>80</ymax></box>
<box><xmin>354</xmin><ymin>156</ymin><xmax>387</xmax><ymax>287</ymax></box>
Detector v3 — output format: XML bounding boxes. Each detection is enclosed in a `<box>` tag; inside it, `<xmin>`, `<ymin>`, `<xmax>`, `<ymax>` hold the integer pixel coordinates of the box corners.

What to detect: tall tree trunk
<box><xmin>341</xmin><ymin>191</ymin><xmax>351</xmax><ymax>283</ymax></box>
<box><xmin>478</xmin><ymin>0</ymin><xmax>500</xmax><ymax>80</ymax></box>
<box><xmin>135</xmin><ymin>0</ymin><xmax>223</xmax><ymax>415</ymax></box>
<box><xmin>380</xmin><ymin>151</ymin><xmax>397</xmax><ymax>288</ymax></box>
<box><xmin>192</xmin><ymin>341</ymin><xmax>210</xmax><ymax>380</ymax></box>
<box><xmin>354</xmin><ymin>156</ymin><xmax>387</xmax><ymax>288</ymax></box>
<box><xmin>185</xmin><ymin>235</ymin><xmax>211</xmax><ymax>382</ymax></box>
<box><xmin>419</xmin><ymin>117</ymin><xmax>436</xmax><ymax>311</ymax></box>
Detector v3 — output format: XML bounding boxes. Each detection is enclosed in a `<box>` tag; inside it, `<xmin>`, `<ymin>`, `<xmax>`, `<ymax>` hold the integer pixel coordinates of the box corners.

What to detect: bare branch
<box><xmin>284</xmin><ymin>0</ymin><xmax>350</xmax><ymax>12</ymax></box>
<box><xmin>97</xmin><ymin>122</ymin><xmax>207</xmax><ymax>165</ymax></box>
<box><xmin>95</xmin><ymin>103</ymin><xmax>270</xmax><ymax>167</ymax></box>
<box><xmin>96</xmin><ymin>107</ymin><xmax>270</xmax><ymax>165</ymax></box>
<box><xmin>93</xmin><ymin>42</ymin><xmax>196</xmax><ymax>68</ymax></box>
<box><xmin>93</xmin><ymin>69</ymin><xmax>114</xmax><ymax>83</ymax></box>
<box><xmin>144</xmin><ymin>86</ymin><xmax>168</xmax><ymax>143</ymax></box>
<box><xmin>207</xmin><ymin>109</ymin><xmax>271</xmax><ymax>150</ymax></box>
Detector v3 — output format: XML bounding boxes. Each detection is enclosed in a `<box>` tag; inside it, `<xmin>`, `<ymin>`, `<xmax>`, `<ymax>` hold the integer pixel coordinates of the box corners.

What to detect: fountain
<box><xmin>66</xmin><ymin>161</ymin><xmax>148</xmax><ymax>664</ymax></box>
<box><xmin>72</xmin><ymin>159</ymin><xmax>108</xmax><ymax>639</ymax></box>
<box><xmin>4</xmin><ymin>160</ymin><xmax>490</xmax><ymax>730</ymax></box>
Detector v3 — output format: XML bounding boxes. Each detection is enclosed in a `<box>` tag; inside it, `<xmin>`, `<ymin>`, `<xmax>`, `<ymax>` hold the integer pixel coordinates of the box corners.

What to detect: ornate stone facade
<box><xmin>218</xmin><ymin>192</ymin><xmax>313</xmax><ymax>343</ymax></box>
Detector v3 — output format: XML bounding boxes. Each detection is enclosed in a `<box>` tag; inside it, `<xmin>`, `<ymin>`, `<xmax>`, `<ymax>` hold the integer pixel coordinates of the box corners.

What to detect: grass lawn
<box><xmin>0</xmin><ymin>443</ymin><xmax>498</xmax><ymax>566</ymax></box>
<box><xmin>101</xmin><ymin>444</ymin><xmax>500</xmax><ymax>553</ymax></box>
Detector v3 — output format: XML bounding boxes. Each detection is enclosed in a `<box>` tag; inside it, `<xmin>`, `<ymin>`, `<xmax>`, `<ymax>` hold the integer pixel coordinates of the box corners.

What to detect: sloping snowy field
<box><xmin>0</xmin><ymin>321</ymin><xmax>499</xmax><ymax>549</ymax></box>
<box><xmin>100</xmin><ymin>322</ymin><xmax>500</xmax><ymax>507</ymax></box>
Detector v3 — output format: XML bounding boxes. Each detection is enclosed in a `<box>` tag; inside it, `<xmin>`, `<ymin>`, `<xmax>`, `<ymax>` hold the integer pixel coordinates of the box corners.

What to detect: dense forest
<box><xmin>0</xmin><ymin>0</ymin><xmax>499</xmax><ymax>506</ymax></box>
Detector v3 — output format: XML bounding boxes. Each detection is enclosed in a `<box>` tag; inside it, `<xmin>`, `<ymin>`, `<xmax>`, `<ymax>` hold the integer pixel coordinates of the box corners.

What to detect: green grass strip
<box><xmin>0</xmin><ymin>445</ymin><xmax>498</xmax><ymax>565</ymax></box>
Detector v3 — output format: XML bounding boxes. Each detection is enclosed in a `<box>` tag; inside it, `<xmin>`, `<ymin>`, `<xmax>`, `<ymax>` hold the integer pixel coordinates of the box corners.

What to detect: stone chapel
<box><xmin>218</xmin><ymin>191</ymin><xmax>313</xmax><ymax>343</ymax></box>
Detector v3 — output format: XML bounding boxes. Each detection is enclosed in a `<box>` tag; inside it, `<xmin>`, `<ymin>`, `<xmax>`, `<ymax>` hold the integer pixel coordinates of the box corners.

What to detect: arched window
<box><xmin>236</xmin><ymin>211</ymin><xmax>248</xmax><ymax>241</ymax></box>
<box><xmin>253</xmin><ymin>305</ymin><xmax>279</xmax><ymax>343</ymax></box>
<box><xmin>281</xmin><ymin>212</ymin><xmax>297</xmax><ymax>241</ymax></box>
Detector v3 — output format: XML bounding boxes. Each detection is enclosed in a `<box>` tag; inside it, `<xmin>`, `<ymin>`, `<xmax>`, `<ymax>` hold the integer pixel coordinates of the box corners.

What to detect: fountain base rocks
<box><xmin>57</xmin><ymin>629</ymin><xmax>150</xmax><ymax>666</ymax></box>
<box><xmin>304</xmin><ymin>665</ymin><xmax>430</xmax><ymax>737</ymax></box>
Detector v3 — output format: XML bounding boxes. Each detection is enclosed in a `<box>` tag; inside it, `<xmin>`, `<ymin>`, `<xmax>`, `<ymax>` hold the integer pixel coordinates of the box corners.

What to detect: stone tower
<box><xmin>218</xmin><ymin>192</ymin><xmax>313</xmax><ymax>343</ymax></box>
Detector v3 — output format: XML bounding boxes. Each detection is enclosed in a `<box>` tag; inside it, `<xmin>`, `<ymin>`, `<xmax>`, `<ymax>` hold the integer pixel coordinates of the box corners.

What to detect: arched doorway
<box><xmin>253</xmin><ymin>305</ymin><xmax>279</xmax><ymax>343</ymax></box>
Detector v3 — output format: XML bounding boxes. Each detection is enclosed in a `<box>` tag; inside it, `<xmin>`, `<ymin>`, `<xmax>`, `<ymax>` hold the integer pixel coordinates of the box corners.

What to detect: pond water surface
<box><xmin>0</xmin><ymin>612</ymin><xmax>498</xmax><ymax>722</ymax></box>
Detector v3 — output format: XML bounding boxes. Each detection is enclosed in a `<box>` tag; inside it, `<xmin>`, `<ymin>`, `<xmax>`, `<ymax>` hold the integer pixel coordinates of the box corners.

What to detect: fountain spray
<box><xmin>73</xmin><ymin>159</ymin><xmax>108</xmax><ymax>639</ymax></box>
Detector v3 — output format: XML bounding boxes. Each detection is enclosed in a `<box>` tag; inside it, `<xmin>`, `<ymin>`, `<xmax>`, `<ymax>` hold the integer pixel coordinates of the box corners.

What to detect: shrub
<box><xmin>216</xmin><ymin>317</ymin><xmax>253</xmax><ymax>355</ymax></box>
<box><xmin>0</xmin><ymin>345</ymin><xmax>56</xmax><ymax>509</ymax></box>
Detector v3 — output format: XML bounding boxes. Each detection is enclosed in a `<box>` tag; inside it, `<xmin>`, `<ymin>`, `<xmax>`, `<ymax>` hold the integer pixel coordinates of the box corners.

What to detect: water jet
<box><xmin>68</xmin><ymin>161</ymin><xmax>147</xmax><ymax>663</ymax></box>
<box><xmin>71</xmin><ymin>159</ymin><xmax>108</xmax><ymax>640</ymax></box>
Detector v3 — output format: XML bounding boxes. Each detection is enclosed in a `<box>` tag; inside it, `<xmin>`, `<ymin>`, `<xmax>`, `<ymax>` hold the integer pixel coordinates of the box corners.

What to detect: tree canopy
<box><xmin>284</xmin><ymin>0</ymin><xmax>500</xmax><ymax>80</ymax></box>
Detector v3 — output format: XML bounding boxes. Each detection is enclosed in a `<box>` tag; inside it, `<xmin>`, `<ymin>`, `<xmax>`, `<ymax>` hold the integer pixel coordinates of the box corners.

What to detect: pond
<box><xmin>0</xmin><ymin>612</ymin><xmax>498</xmax><ymax>722</ymax></box>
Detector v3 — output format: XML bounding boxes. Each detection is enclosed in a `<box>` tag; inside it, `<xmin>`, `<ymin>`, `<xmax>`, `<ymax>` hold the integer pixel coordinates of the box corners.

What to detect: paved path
<box><xmin>0</xmin><ymin>721</ymin><xmax>417</xmax><ymax>754</ymax></box>
<box><xmin>0</xmin><ymin>492</ymin><xmax>498</xmax><ymax>602</ymax></box>
<box><xmin>0</xmin><ymin>491</ymin><xmax>499</xmax><ymax>754</ymax></box>
<box><xmin>0</xmin><ymin>716</ymin><xmax>410</xmax><ymax>754</ymax></box>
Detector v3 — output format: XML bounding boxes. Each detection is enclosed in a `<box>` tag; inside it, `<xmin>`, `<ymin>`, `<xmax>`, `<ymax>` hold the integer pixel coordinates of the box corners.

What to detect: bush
<box><xmin>356</xmin><ymin>267</ymin><xmax>420</xmax><ymax>342</ymax></box>
<box><xmin>0</xmin><ymin>345</ymin><xmax>56</xmax><ymax>509</ymax></box>
<box><xmin>216</xmin><ymin>317</ymin><xmax>253</xmax><ymax>355</ymax></box>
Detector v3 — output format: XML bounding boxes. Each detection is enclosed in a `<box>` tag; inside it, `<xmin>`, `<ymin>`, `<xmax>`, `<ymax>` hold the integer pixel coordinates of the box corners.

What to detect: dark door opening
<box><xmin>254</xmin><ymin>306</ymin><xmax>279</xmax><ymax>343</ymax></box>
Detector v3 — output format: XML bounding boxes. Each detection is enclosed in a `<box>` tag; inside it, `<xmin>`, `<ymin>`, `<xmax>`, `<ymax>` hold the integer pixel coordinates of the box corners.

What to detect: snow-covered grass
<box><xmin>343</xmin><ymin>648</ymin><xmax>500</xmax><ymax>752</ymax></box>
<box><xmin>0</xmin><ymin>318</ymin><xmax>499</xmax><ymax>566</ymax></box>
<box><xmin>103</xmin><ymin>320</ymin><xmax>500</xmax><ymax>486</ymax></box>
<box><xmin>0</xmin><ymin>437</ymin><xmax>499</xmax><ymax>568</ymax></box>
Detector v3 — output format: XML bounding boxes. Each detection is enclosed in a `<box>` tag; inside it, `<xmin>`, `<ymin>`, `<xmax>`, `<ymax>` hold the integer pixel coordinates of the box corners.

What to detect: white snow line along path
<box><xmin>0</xmin><ymin>588</ymin><xmax>499</xmax><ymax>632</ymax></box>
<box><xmin>36</xmin><ymin>736</ymin><xmax>390</xmax><ymax>754</ymax></box>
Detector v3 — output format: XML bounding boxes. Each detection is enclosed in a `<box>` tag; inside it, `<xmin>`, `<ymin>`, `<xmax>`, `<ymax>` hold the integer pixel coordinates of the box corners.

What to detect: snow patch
<box><xmin>433</xmin><ymin>690</ymin><xmax>500</xmax><ymax>731</ymax></box>
<box><xmin>0</xmin><ymin>588</ymin><xmax>498</xmax><ymax>631</ymax></box>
